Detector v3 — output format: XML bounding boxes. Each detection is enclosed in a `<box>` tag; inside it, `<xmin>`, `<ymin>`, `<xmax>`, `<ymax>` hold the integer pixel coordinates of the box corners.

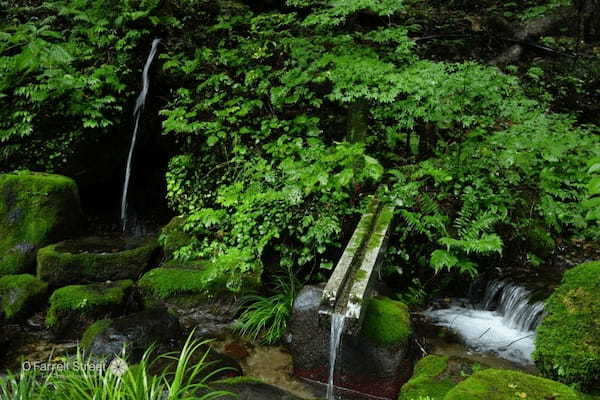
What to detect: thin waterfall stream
<box><xmin>327</xmin><ymin>313</ymin><xmax>346</xmax><ymax>400</ymax></box>
<box><xmin>120</xmin><ymin>38</ymin><xmax>161</xmax><ymax>232</ymax></box>
<box><xmin>424</xmin><ymin>281</ymin><xmax>545</xmax><ymax>365</ymax></box>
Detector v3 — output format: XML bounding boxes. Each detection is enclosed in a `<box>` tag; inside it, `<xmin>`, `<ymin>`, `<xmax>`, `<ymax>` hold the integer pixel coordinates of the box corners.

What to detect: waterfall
<box><xmin>327</xmin><ymin>313</ymin><xmax>345</xmax><ymax>400</ymax></box>
<box><xmin>425</xmin><ymin>280</ymin><xmax>545</xmax><ymax>364</ymax></box>
<box><xmin>482</xmin><ymin>281</ymin><xmax>545</xmax><ymax>331</ymax></box>
<box><xmin>120</xmin><ymin>38</ymin><xmax>161</xmax><ymax>232</ymax></box>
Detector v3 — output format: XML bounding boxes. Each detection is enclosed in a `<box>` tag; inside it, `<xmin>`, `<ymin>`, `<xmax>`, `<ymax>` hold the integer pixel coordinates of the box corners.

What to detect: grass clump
<box><xmin>0</xmin><ymin>332</ymin><xmax>233</xmax><ymax>400</ymax></box>
<box><xmin>361</xmin><ymin>296</ymin><xmax>411</xmax><ymax>347</ymax></box>
<box><xmin>534</xmin><ymin>260</ymin><xmax>600</xmax><ymax>390</ymax></box>
<box><xmin>233</xmin><ymin>273</ymin><xmax>298</xmax><ymax>344</ymax></box>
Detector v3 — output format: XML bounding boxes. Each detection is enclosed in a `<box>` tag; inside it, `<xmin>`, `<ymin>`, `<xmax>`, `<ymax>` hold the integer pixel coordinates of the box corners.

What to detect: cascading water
<box><xmin>425</xmin><ymin>281</ymin><xmax>545</xmax><ymax>364</ymax></box>
<box><xmin>120</xmin><ymin>38</ymin><xmax>161</xmax><ymax>232</ymax></box>
<box><xmin>327</xmin><ymin>313</ymin><xmax>346</xmax><ymax>400</ymax></box>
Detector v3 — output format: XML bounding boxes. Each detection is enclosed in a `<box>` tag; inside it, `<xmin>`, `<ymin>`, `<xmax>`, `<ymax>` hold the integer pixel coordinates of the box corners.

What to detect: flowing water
<box><xmin>327</xmin><ymin>313</ymin><xmax>346</xmax><ymax>400</ymax></box>
<box><xmin>120</xmin><ymin>38</ymin><xmax>161</xmax><ymax>232</ymax></box>
<box><xmin>425</xmin><ymin>281</ymin><xmax>545</xmax><ymax>365</ymax></box>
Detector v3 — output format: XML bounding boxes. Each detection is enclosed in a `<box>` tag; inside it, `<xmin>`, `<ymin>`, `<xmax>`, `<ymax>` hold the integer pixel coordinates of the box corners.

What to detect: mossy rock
<box><xmin>46</xmin><ymin>280</ymin><xmax>133</xmax><ymax>334</ymax></box>
<box><xmin>444</xmin><ymin>369</ymin><xmax>583</xmax><ymax>400</ymax></box>
<box><xmin>0</xmin><ymin>274</ymin><xmax>48</xmax><ymax>320</ymax></box>
<box><xmin>398</xmin><ymin>355</ymin><xmax>490</xmax><ymax>400</ymax></box>
<box><xmin>80</xmin><ymin>319</ymin><xmax>112</xmax><ymax>350</ymax></box>
<box><xmin>137</xmin><ymin>266</ymin><xmax>226</xmax><ymax>306</ymax></box>
<box><xmin>0</xmin><ymin>171</ymin><xmax>83</xmax><ymax>276</ymax></box>
<box><xmin>159</xmin><ymin>216</ymin><xmax>195</xmax><ymax>260</ymax></box>
<box><xmin>37</xmin><ymin>236</ymin><xmax>159</xmax><ymax>287</ymax></box>
<box><xmin>360</xmin><ymin>296</ymin><xmax>412</xmax><ymax>347</ymax></box>
<box><xmin>534</xmin><ymin>260</ymin><xmax>600</xmax><ymax>390</ymax></box>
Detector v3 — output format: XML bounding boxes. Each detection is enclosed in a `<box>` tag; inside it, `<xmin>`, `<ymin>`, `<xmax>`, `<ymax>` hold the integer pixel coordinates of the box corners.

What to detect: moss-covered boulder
<box><xmin>37</xmin><ymin>236</ymin><xmax>158</xmax><ymax>287</ymax></box>
<box><xmin>0</xmin><ymin>274</ymin><xmax>48</xmax><ymax>320</ymax></box>
<box><xmin>444</xmin><ymin>369</ymin><xmax>583</xmax><ymax>400</ymax></box>
<box><xmin>361</xmin><ymin>296</ymin><xmax>412</xmax><ymax>347</ymax></box>
<box><xmin>159</xmin><ymin>216</ymin><xmax>195</xmax><ymax>260</ymax></box>
<box><xmin>137</xmin><ymin>266</ymin><xmax>239</xmax><ymax>335</ymax></box>
<box><xmin>46</xmin><ymin>279</ymin><xmax>133</xmax><ymax>334</ymax></box>
<box><xmin>534</xmin><ymin>260</ymin><xmax>600</xmax><ymax>390</ymax></box>
<box><xmin>0</xmin><ymin>171</ymin><xmax>83</xmax><ymax>275</ymax></box>
<box><xmin>398</xmin><ymin>355</ymin><xmax>489</xmax><ymax>400</ymax></box>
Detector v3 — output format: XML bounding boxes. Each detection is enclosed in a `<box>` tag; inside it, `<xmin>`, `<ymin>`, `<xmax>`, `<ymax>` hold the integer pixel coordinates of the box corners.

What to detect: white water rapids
<box><xmin>425</xmin><ymin>281</ymin><xmax>545</xmax><ymax>365</ymax></box>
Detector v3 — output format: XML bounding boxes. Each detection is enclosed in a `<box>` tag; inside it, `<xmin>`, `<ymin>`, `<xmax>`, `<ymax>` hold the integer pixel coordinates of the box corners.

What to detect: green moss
<box><xmin>0</xmin><ymin>171</ymin><xmax>83</xmax><ymax>275</ymax></box>
<box><xmin>46</xmin><ymin>280</ymin><xmax>133</xmax><ymax>328</ymax></box>
<box><xmin>355</xmin><ymin>269</ymin><xmax>368</xmax><ymax>282</ymax></box>
<box><xmin>138</xmin><ymin>267</ymin><xmax>223</xmax><ymax>301</ymax></box>
<box><xmin>161</xmin><ymin>258</ymin><xmax>211</xmax><ymax>270</ymax></box>
<box><xmin>361</xmin><ymin>296</ymin><xmax>411</xmax><ymax>347</ymax></box>
<box><xmin>444</xmin><ymin>369</ymin><xmax>583</xmax><ymax>400</ymax></box>
<box><xmin>534</xmin><ymin>260</ymin><xmax>600</xmax><ymax>390</ymax></box>
<box><xmin>80</xmin><ymin>319</ymin><xmax>112</xmax><ymax>350</ymax></box>
<box><xmin>398</xmin><ymin>355</ymin><xmax>488</xmax><ymax>400</ymax></box>
<box><xmin>399</xmin><ymin>355</ymin><xmax>453</xmax><ymax>400</ymax></box>
<box><xmin>213</xmin><ymin>376</ymin><xmax>264</xmax><ymax>385</ymax></box>
<box><xmin>0</xmin><ymin>273</ymin><xmax>47</xmax><ymax>320</ymax></box>
<box><xmin>159</xmin><ymin>216</ymin><xmax>195</xmax><ymax>260</ymax></box>
<box><xmin>37</xmin><ymin>236</ymin><xmax>158</xmax><ymax>286</ymax></box>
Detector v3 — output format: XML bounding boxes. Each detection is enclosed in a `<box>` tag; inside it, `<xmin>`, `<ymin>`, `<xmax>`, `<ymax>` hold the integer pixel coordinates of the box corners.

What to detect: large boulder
<box><xmin>46</xmin><ymin>280</ymin><xmax>134</xmax><ymax>335</ymax></box>
<box><xmin>37</xmin><ymin>235</ymin><xmax>159</xmax><ymax>287</ymax></box>
<box><xmin>0</xmin><ymin>171</ymin><xmax>83</xmax><ymax>275</ymax></box>
<box><xmin>0</xmin><ymin>274</ymin><xmax>47</xmax><ymax>320</ymax></box>
<box><xmin>534</xmin><ymin>260</ymin><xmax>600</xmax><ymax>390</ymax></box>
<box><xmin>444</xmin><ymin>369</ymin><xmax>583</xmax><ymax>400</ymax></box>
<box><xmin>81</xmin><ymin>308</ymin><xmax>181</xmax><ymax>361</ymax></box>
<box><xmin>287</xmin><ymin>285</ymin><xmax>414</xmax><ymax>399</ymax></box>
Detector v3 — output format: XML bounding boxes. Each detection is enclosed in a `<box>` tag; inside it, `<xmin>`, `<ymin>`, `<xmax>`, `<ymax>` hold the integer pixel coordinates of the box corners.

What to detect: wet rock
<box><xmin>82</xmin><ymin>308</ymin><xmax>181</xmax><ymax>361</ymax></box>
<box><xmin>204</xmin><ymin>378</ymin><xmax>304</xmax><ymax>400</ymax></box>
<box><xmin>46</xmin><ymin>280</ymin><xmax>134</xmax><ymax>335</ymax></box>
<box><xmin>37</xmin><ymin>235</ymin><xmax>159</xmax><ymax>287</ymax></box>
<box><xmin>137</xmin><ymin>266</ymin><xmax>239</xmax><ymax>337</ymax></box>
<box><xmin>0</xmin><ymin>171</ymin><xmax>83</xmax><ymax>276</ymax></box>
<box><xmin>287</xmin><ymin>285</ymin><xmax>414</xmax><ymax>399</ymax></box>
<box><xmin>0</xmin><ymin>274</ymin><xmax>47</xmax><ymax>321</ymax></box>
<box><xmin>223</xmin><ymin>342</ymin><xmax>250</xmax><ymax>361</ymax></box>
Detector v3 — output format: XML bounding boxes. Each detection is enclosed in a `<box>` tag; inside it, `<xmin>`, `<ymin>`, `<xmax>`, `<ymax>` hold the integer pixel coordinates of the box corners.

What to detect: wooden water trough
<box><xmin>319</xmin><ymin>194</ymin><xmax>395</xmax><ymax>335</ymax></box>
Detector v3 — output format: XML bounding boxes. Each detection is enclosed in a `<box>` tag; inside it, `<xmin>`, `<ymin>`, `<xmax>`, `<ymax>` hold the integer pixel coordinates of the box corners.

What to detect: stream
<box><xmin>423</xmin><ymin>281</ymin><xmax>545</xmax><ymax>365</ymax></box>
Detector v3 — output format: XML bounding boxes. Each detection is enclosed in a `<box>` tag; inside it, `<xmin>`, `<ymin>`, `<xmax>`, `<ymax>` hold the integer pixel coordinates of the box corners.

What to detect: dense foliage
<box><xmin>2</xmin><ymin>0</ymin><xmax>599</xmax><ymax>307</ymax></box>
